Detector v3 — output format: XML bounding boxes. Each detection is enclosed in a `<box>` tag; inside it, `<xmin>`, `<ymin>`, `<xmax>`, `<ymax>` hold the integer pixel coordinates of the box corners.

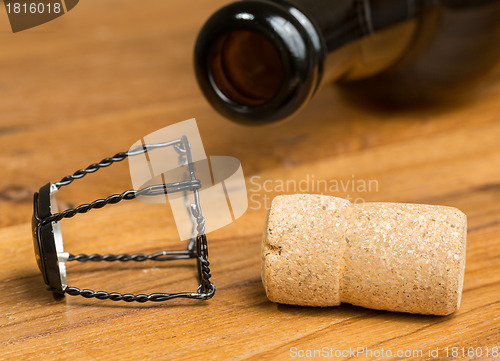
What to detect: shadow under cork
<box><xmin>275</xmin><ymin>302</ymin><xmax>451</xmax><ymax>326</ymax></box>
<box><xmin>209</xmin><ymin>273</ymin><xmax>448</xmax><ymax>325</ymax></box>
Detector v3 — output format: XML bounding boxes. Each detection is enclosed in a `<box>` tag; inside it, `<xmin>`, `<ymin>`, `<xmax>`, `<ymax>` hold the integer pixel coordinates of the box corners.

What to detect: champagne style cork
<box><xmin>261</xmin><ymin>194</ymin><xmax>467</xmax><ymax>315</ymax></box>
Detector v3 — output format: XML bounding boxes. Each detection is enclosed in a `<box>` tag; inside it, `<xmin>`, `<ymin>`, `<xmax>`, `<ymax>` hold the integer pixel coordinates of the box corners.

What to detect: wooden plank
<box><xmin>0</xmin><ymin>0</ymin><xmax>499</xmax><ymax>359</ymax></box>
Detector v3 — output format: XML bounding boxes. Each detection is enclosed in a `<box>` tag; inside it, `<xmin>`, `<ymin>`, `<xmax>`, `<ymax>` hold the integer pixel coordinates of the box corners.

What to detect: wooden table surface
<box><xmin>1</xmin><ymin>1</ymin><xmax>499</xmax><ymax>360</ymax></box>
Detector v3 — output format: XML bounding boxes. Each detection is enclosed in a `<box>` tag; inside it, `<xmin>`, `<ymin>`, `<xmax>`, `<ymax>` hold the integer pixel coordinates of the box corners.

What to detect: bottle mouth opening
<box><xmin>208</xmin><ymin>30</ymin><xmax>285</xmax><ymax>107</ymax></box>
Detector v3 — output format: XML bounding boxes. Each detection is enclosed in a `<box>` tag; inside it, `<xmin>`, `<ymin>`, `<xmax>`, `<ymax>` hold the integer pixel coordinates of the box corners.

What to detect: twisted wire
<box><xmin>64</xmin><ymin>285</ymin><xmax>215</xmax><ymax>302</ymax></box>
<box><xmin>196</xmin><ymin>234</ymin><xmax>213</xmax><ymax>293</ymax></box>
<box><xmin>41</xmin><ymin>190</ymin><xmax>137</xmax><ymax>225</ymax></box>
<box><xmin>192</xmin><ymin>205</ymin><xmax>206</xmax><ymax>236</ymax></box>
<box><xmin>54</xmin><ymin>140</ymin><xmax>185</xmax><ymax>189</ymax></box>
<box><xmin>47</xmin><ymin>138</ymin><xmax>215</xmax><ymax>302</ymax></box>
<box><xmin>55</xmin><ymin>152</ymin><xmax>129</xmax><ymax>188</ymax></box>
<box><xmin>174</xmin><ymin>137</ymin><xmax>197</xmax><ymax>252</ymax></box>
<box><xmin>199</xmin><ymin>258</ymin><xmax>213</xmax><ymax>293</ymax></box>
<box><xmin>41</xmin><ymin>181</ymin><xmax>201</xmax><ymax>226</ymax></box>
<box><xmin>68</xmin><ymin>251</ymin><xmax>193</xmax><ymax>262</ymax></box>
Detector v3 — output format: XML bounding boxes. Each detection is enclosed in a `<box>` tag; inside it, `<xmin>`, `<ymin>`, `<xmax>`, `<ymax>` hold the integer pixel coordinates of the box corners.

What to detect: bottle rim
<box><xmin>194</xmin><ymin>0</ymin><xmax>327</xmax><ymax>125</ymax></box>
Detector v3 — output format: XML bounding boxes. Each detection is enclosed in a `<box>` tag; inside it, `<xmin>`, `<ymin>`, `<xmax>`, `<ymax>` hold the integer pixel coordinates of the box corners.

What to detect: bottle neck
<box><xmin>195</xmin><ymin>0</ymin><xmax>327</xmax><ymax>125</ymax></box>
<box><xmin>287</xmin><ymin>0</ymin><xmax>438</xmax><ymax>83</ymax></box>
<box><xmin>287</xmin><ymin>0</ymin><xmax>420</xmax><ymax>51</ymax></box>
<box><xmin>194</xmin><ymin>0</ymin><xmax>436</xmax><ymax>124</ymax></box>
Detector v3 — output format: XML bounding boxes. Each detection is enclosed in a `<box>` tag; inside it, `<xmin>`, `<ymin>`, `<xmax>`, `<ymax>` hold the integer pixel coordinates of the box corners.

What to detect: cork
<box><xmin>261</xmin><ymin>194</ymin><xmax>467</xmax><ymax>315</ymax></box>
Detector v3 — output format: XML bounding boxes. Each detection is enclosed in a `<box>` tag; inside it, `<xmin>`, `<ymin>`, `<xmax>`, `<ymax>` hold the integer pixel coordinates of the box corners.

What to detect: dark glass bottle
<box><xmin>194</xmin><ymin>0</ymin><xmax>500</xmax><ymax>125</ymax></box>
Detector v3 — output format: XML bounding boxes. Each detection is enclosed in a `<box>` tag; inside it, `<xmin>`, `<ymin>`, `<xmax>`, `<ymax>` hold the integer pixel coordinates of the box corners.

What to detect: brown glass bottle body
<box><xmin>194</xmin><ymin>0</ymin><xmax>500</xmax><ymax>124</ymax></box>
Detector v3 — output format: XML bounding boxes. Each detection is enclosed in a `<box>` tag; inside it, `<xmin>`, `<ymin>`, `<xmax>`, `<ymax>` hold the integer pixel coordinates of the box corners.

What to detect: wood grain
<box><xmin>1</xmin><ymin>1</ymin><xmax>499</xmax><ymax>360</ymax></box>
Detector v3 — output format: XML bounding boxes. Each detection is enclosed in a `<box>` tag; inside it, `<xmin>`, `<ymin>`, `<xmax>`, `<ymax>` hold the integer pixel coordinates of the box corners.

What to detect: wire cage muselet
<box><xmin>32</xmin><ymin>136</ymin><xmax>215</xmax><ymax>302</ymax></box>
